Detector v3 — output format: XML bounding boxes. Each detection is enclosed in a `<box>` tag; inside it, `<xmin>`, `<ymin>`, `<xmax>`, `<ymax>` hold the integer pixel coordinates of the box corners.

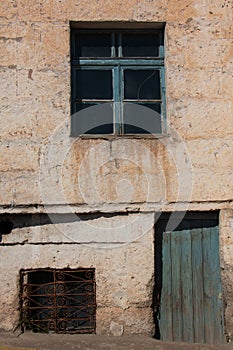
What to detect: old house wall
<box><xmin>0</xmin><ymin>0</ymin><xmax>232</xmax><ymax>339</ymax></box>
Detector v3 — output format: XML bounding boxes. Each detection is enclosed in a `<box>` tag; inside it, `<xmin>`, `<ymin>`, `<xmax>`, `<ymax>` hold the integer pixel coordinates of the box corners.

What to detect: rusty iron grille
<box><xmin>20</xmin><ymin>268</ymin><xmax>96</xmax><ymax>334</ymax></box>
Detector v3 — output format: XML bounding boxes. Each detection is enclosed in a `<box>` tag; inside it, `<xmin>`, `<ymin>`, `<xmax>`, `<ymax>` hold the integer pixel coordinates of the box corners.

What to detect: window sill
<box><xmin>70</xmin><ymin>133</ymin><xmax>169</xmax><ymax>140</ymax></box>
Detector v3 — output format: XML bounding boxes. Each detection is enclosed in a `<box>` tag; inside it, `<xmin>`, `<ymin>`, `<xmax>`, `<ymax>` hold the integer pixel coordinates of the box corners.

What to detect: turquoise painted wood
<box><xmin>181</xmin><ymin>229</ymin><xmax>193</xmax><ymax>342</ymax></box>
<box><xmin>171</xmin><ymin>231</ymin><xmax>182</xmax><ymax>341</ymax></box>
<box><xmin>159</xmin><ymin>232</ymin><xmax>172</xmax><ymax>340</ymax></box>
<box><xmin>159</xmin><ymin>215</ymin><xmax>224</xmax><ymax>344</ymax></box>
<box><xmin>192</xmin><ymin>228</ymin><xmax>205</xmax><ymax>343</ymax></box>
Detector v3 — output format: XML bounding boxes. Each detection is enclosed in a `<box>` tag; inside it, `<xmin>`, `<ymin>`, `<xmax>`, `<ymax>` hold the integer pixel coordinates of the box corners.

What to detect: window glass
<box><xmin>121</xmin><ymin>34</ymin><xmax>160</xmax><ymax>57</ymax></box>
<box><xmin>72</xmin><ymin>103</ymin><xmax>113</xmax><ymax>135</ymax></box>
<box><xmin>75</xmin><ymin>69</ymin><xmax>113</xmax><ymax>100</ymax></box>
<box><xmin>75</xmin><ymin>33</ymin><xmax>112</xmax><ymax>57</ymax></box>
<box><xmin>124</xmin><ymin>69</ymin><xmax>161</xmax><ymax>100</ymax></box>
<box><xmin>123</xmin><ymin>102</ymin><xmax>161</xmax><ymax>134</ymax></box>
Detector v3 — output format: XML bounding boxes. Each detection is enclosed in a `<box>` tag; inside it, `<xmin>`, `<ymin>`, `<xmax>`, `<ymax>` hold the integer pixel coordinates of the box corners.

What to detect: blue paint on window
<box><xmin>71</xmin><ymin>29</ymin><xmax>165</xmax><ymax>136</ymax></box>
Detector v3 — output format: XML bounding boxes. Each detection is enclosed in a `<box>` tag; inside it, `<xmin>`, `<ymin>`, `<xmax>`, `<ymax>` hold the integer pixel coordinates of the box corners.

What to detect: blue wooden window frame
<box><xmin>71</xmin><ymin>29</ymin><xmax>165</xmax><ymax>136</ymax></box>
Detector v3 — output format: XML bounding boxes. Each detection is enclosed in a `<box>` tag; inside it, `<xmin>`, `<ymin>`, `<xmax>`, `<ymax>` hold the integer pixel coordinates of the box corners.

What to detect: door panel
<box><xmin>158</xmin><ymin>213</ymin><xmax>224</xmax><ymax>344</ymax></box>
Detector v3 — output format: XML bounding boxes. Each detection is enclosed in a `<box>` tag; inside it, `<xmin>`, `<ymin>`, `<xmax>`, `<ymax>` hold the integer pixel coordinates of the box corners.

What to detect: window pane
<box><xmin>122</xmin><ymin>34</ymin><xmax>160</xmax><ymax>57</ymax></box>
<box><xmin>75</xmin><ymin>34</ymin><xmax>112</xmax><ymax>57</ymax></box>
<box><xmin>123</xmin><ymin>102</ymin><xmax>161</xmax><ymax>134</ymax></box>
<box><xmin>124</xmin><ymin>69</ymin><xmax>161</xmax><ymax>100</ymax></box>
<box><xmin>71</xmin><ymin>103</ymin><xmax>113</xmax><ymax>135</ymax></box>
<box><xmin>75</xmin><ymin>70</ymin><xmax>113</xmax><ymax>100</ymax></box>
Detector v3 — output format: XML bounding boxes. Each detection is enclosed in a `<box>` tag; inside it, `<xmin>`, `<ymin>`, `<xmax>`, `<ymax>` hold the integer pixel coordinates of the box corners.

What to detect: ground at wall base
<box><xmin>0</xmin><ymin>332</ymin><xmax>232</xmax><ymax>350</ymax></box>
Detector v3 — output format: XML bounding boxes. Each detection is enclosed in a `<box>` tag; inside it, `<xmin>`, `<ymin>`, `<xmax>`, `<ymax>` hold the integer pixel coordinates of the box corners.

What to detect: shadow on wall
<box><xmin>0</xmin><ymin>212</ymin><xmax>131</xmax><ymax>242</ymax></box>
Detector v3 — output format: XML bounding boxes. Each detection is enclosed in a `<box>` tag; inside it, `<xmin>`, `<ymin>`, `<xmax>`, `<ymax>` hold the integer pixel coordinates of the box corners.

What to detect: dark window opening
<box><xmin>20</xmin><ymin>268</ymin><xmax>96</xmax><ymax>334</ymax></box>
<box><xmin>0</xmin><ymin>220</ymin><xmax>13</xmax><ymax>235</ymax></box>
<box><xmin>121</xmin><ymin>33</ymin><xmax>160</xmax><ymax>57</ymax></box>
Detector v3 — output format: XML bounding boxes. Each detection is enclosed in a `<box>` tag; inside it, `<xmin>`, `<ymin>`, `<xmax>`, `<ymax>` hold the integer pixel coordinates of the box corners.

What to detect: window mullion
<box><xmin>118</xmin><ymin>33</ymin><xmax>122</xmax><ymax>58</ymax></box>
<box><xmin>75</xmin><ymin>59</ymin><xmax>163</xmax><ymax>66</ymax></box>
<box><xmin>119</xmin><ymin>66</ymin><xmax>124</xmax><ymax>134</ymax></box>
<box><xmin>113</xmin><ymin>66</ymin><xmax>121</xmax><ymax>135</ymax></box>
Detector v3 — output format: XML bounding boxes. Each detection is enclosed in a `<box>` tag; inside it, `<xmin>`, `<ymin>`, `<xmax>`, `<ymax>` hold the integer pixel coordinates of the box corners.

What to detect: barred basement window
<box><xmin>20</xmin><ymin>268</ymin><xmax>96</xmax><ymax>334</ymax></box>
<box><xmin>71</xmin><ymin>28</ymin><xmax>165</xmax><ymax>136</ymax></box>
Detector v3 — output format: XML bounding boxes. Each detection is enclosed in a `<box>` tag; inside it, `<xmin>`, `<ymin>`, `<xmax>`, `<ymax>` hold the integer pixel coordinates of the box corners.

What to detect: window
<box><xmin>20</xmin><ymin>268</ymin><xmax>96</xmax><ymax>334</ymax></box>
<box><xmin>71</xmin><ymin>29</ymin><xmax>165</xmax><ymax>136</ymax></box>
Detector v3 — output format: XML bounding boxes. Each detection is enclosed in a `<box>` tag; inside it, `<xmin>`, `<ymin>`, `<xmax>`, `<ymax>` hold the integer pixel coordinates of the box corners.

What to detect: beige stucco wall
<box><xmin>0</xmin><ymin>0</ymin><xmax>232</xmax><ymax>340</ymax></box>
<box><xmin>0</xmin><ymin>0</ymin><xmax>232</xmax><ymax>208</ymax></box>
<box><xmin>0</xmin><ymin>213</ymin><xmax>155</xmax><ymax>335</ymax></box>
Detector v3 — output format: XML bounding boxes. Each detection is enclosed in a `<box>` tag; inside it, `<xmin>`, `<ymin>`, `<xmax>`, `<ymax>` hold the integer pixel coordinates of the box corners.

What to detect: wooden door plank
<box><xmin>202</xmin><ymin>226</ymin><xmax>215</xmax><ymax>344</ymax></box>
<box><xmin>171</xmin><ymin>231</ymin><xmax>182</xmax><ymax>341</ymax></box>
<box><xmin>210</xmin><ymin>226</ymin><xmax>224</xmax><ymax>344</ymax></box>
<box><xmin>160</xmin><ymin>231</ymin><xmax>173</xmax><ymax>341</ymax></box>
<box><xmin>191</xmin><ymin>228</ymin><xmax>205</xmax><ymax>343</ymax></box>
<box><xmin>181</xmin><ymin>229</ymin><xmax>193</xmax><ymax>343</ymax></box>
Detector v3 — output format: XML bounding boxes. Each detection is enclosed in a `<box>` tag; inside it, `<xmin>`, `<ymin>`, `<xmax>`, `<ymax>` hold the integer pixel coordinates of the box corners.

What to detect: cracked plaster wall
<box><xmin>0</xmin><ymin>0</ymin><xmax>232</xmax><ymax>339</ymax></box>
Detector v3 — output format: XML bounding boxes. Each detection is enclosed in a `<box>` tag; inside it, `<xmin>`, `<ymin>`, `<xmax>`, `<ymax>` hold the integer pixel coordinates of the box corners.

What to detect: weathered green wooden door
<box><xmin>158</xmin><ymin>213</ymin><xmax>224</xmax><ymax>344</ymax></box>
